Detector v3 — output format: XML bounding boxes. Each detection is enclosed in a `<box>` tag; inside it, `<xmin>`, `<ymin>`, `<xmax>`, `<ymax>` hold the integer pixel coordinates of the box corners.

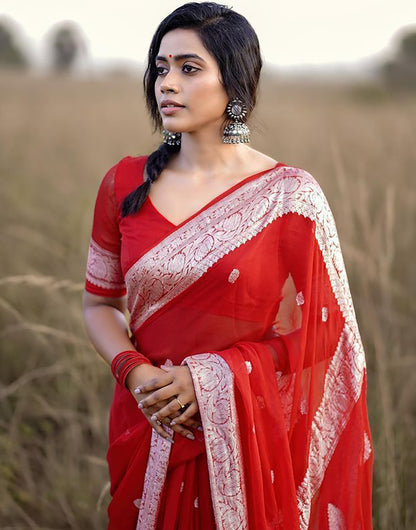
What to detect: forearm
<box><xmin>82</xmin><ymin>293</ymin><xmax>195</xmax><ymax>440</ymax></box>
<box><xmin>83</xmin><ymin>302</ymin><xmax>134</xmax><ymax>365</ymax></box>
<box><xmin>82</xmin><ymin>294</ymin><xmax>159</xmax><ymax>389</ymax></box>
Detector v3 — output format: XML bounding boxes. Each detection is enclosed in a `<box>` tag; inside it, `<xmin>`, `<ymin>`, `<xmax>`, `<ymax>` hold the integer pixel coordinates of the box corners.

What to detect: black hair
<box><xmin>121</xmin><ymin>1</ymin><xmax>263</xmax><ymax>217</ymax></box>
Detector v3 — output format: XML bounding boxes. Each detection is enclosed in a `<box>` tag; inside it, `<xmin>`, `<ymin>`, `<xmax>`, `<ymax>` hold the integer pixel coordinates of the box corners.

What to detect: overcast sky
<box><xmin>1</xmin><ymin>0</ymin><xmax>415</xmax><ymax>71</ymax></box>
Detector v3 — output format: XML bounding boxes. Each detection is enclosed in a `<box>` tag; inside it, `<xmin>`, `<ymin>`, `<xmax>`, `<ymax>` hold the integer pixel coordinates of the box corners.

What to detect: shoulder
<box><xmin>268</xmin><ymin>164</ymin><xmax>332</xmax><ymax>221</ymax></box>
<box><xmin>103</xmin><ymin>155</ymin><xmax>149</xmax><ymax>202</ymax></box>
<box><xmin>244</xmin><ymin>146</ymin><xmax>276</xmax><ymax>164</ymax></box>
<box><xmin>110</xmin><ymin>154</ymin><xmax>148</xmax><ymax>178</ymax></box>
<box><xmin>272</xmin><ymin>163</ymin><xmax>322</xmax><ymax>191</ymax></box>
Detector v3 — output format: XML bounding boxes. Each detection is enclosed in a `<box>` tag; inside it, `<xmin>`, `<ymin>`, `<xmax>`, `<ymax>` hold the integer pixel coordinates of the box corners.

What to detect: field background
<box><xmin>0</xmin><ymin>71</ymin><xmax>415</xmax><ymax>529</ymax></box>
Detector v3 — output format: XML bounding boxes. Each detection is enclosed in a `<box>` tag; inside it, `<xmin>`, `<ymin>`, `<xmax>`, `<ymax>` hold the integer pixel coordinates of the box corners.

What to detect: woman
<box><xmin>83</xmin><ymin>2</ymin><xmax>373</xmax><ymax>529</ymax></box>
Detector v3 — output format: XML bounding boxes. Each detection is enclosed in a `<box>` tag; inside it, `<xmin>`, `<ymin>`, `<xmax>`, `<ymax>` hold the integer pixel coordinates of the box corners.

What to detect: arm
<box><xmin>84</xmin><ymin>161</ymin><xmax>201</xmax><ymax>440</ymax></box>
<box><xmin>82</xmin><ymin>291</ymin><xmax>200</xmax><ymax>440</ymax></box>
<box><xmin>83</xmin><ymin>291</ymin><xmax>132</xmax><ymax>363</ymax></box>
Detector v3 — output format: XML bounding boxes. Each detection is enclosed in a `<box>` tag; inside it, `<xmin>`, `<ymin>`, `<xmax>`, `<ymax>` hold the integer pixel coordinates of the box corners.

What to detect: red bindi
<box><xmin>169</xmin><ymin>54</ymin><xmax>172</xmax><ymax>58</ymax></box>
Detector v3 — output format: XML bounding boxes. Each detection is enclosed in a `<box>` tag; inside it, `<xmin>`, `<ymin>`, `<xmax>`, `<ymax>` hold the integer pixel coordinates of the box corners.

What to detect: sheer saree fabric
<box><xmin>85</xmin><ymin>156</ymin><xmax>373</xmax><ymax>529</ymax></box>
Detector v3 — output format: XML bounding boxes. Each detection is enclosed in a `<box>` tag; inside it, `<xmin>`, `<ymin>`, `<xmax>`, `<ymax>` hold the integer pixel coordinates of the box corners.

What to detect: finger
<box><xmin>168</xmin><ymin>409</ymin><xmax>201</xmax><ymax>430</ymax></box>
<box><xmin>172</xmin><ymin>424</ymin><xmax>195</xmax><ymax>440</ymax></box>
<box><xmin>150</xmin><ymin>398</ymin><xmax>190</xmax><ymax>422</ymax></box>
<box><xmin>157</xmin><ymin>416</ymin><xmax>195</xmax><ymax>440</ymax></box>
<box><xmin>142</xmin><ymin>411</ymin><xmax>174</xmax><ymax>443</ymax></box>
<box><xmin>146</xmin><ymin>401</ymin><xmax>170</xmax><ymax>415</ymax></box>
<box><xmin>139</xmin><ymin>397</ymin><xmax>170</xmax><ymax>412</ymax></box>
<box><xmin>134</xmin><ymin>372</ymin><xmax>174</xmax><ymax>395</ymax></box>
<box><xmin>145</xmin><ymin>394</ymin><xmax>189</xmax><ymax>418</ymax></box>
<box><xmin>139</xmin><ymin>386</ymin><xmax>177</xmax><ymax>408</ymax></box>
<box><xmin>169</xmin><ymin>403</ymin><xmax>199</xmax><ymax>426</ymax></box>
<box><xmin>152</xmin><ymin>423</ymin><xmax>175</xmax><ymax>443</ymax></box>
<box><xmin>144</xmin><ymin>396</ymin><xmax>184</xmax><ymax>417</ymax></box>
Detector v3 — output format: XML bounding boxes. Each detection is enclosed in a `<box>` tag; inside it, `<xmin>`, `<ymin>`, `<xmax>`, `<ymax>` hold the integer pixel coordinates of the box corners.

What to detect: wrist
<box><xmin>110</xmin><ymin>350</ymin><xmax>151</xmax><ymax>388</ymax></box>
<box><xmin>125</xmin><ymin>363</ymin><xmax>154</xmax><ymax>392</ymax></box>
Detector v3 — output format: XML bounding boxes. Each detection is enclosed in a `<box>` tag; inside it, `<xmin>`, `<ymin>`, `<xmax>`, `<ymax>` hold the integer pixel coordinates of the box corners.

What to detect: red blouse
<box><xmin>85</xmin><ymin>155</ymin><xmax>282</xmax><ymax>298</ymax></box>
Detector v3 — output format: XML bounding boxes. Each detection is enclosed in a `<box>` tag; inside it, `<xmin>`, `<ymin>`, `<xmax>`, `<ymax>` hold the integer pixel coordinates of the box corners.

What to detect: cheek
<box><xmin>192</xmin><ymin>78</ymin><xmax>228</xmax><ymax>113</ymax></box>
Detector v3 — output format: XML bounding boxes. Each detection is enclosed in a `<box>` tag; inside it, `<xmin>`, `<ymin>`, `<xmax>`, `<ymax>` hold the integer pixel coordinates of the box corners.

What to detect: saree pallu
<box><xmin>85</xmin><ymin>156</ymin><xmax>373</xmax><ymax>529</ymax></box>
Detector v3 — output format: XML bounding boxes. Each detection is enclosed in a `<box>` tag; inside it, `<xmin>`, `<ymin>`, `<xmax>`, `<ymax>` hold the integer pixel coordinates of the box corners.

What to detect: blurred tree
<box><xmin>48</xmin><ymin>22</ymin><xmax>85</xmax><ymax>73</ymax></box>
<box><xmin>380</xmin><ymin>27</ymin><xmax>416</xmax><ymax>90</ymax></box>
<box><xmin>0</xmin><ymin>19</ymin><xmax>29</xmax><ymax>69</ymax></box>
<box><xmin>400</xmin><ymin>31</ymin><xmax>416</xmax><ymax>61</ymax></box>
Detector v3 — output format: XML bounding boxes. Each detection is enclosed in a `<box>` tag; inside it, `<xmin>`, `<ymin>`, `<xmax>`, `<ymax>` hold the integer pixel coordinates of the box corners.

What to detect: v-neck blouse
<box><xmin>146</xmin><ymin>158</ymin><xmax>281</xmax><ymax>230</ymax></box>
<box><xmin>85</xmin><ymin>155</ymin><xmax>283</xmax><ymax>297</ymax></box>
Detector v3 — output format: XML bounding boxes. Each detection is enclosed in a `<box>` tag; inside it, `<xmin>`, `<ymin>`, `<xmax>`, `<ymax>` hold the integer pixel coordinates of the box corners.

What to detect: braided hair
<box><xmin>121</xmin><ymin>142</ymin><xmax>180</xmax><ymax>216</ymax></box>
<box><xmin>121</xmin><ymin>2</ymin><xmax>263</xmax><ymax>217</ymax></box>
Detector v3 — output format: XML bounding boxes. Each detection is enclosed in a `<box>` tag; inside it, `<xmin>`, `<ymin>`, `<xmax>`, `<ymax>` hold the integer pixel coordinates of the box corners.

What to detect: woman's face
<box><xmin>154</xmin><ymin>28</ymin><xmax>229</xmax><ymax>134</ymax></box>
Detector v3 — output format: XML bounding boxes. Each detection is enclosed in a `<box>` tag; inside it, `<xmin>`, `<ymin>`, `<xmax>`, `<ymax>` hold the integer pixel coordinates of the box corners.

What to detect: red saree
<box><xmin>85</xmin><ymin>155</ymin><xmax>373</xmax><ymax>529</ymax></box>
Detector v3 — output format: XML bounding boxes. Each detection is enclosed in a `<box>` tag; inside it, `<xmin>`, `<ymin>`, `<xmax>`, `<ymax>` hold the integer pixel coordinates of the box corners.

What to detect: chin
<box><xmin>163</xmin><ymin>126</ymin><xmax>183</xmax><ymax>133</ymax></box>
<box><xmin>162</xmin><ymin>119</ymin><xmax>186</xmax><ymax>131</ymax></box>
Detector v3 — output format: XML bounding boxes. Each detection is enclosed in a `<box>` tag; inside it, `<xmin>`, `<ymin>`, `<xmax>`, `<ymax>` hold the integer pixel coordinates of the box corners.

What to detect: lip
<box><xmin>161</xmin><ymin>106</ymin><xmax>185</xmax><ymax>115</ymax></box>
<box><xmin>161</xmin><ymin>99</ymin><xmax>185</xmax><ymax>108</ymax></box>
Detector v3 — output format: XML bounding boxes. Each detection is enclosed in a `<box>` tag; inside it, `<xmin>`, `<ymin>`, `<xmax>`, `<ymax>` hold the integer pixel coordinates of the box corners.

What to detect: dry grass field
<box><xmin>0</xmin><ymin>70</ymin><xmax>415</xmax><ymax>529</ymax></box>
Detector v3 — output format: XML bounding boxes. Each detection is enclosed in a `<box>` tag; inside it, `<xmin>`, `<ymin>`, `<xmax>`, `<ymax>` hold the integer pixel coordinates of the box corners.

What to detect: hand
<box><xmin>135</xmin><ymin>364</ymin><xmax>199</xmax><ymax>432</ymax></box>
<box><xmin>127</xmin><ymin>364</ymin><xmax>200</xmax><ymax>442</ymax></box>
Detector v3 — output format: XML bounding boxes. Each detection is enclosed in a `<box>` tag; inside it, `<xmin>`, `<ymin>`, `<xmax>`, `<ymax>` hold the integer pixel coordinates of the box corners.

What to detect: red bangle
<box><xmin>111</xmin><ymin>350</ymin><xmax>151</xmax><ymax>389</ymax></box>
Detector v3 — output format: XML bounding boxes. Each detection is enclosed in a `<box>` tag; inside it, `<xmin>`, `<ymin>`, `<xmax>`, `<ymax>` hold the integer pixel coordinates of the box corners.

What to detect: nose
<box><xmin>160</xmin><ymin>69</ymin><xmax>179</xmax><ymax>94</ymax></box>
<box><xmin>161</xmin><ymin>85</ymin><xmax>177</xmax><ymax>94</ymax></box>
<box><xmin>161</xmin><ymin>82</ymin><xmax>178</xmax><ymax>94</ymax></box>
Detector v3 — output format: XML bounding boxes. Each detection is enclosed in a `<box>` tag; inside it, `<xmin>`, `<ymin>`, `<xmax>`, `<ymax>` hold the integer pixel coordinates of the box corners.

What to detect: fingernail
<box><xmin>138</xmin><ymin>402</ymin><xmax>143</xmax><ymax>409</ymax></box>
<box><xmin>166</xmin><ymin>437</ymin><xmax>174</xmax><ymax>444</ymax></box>
<box><xmin>197</xmin><ymin>426</ymin><xmax>203</xmax><ymax>431</ymax></box>
<box><xmin>186</xmin><ymin>433</ymin><xmax>195</xmax><ymax>440</ymax></box>
<box><xmin>134</xmin><ymin>386</ymin><xmax>142</xmax><ymax>394</ymax></box>
<box><xmin>151</xmin><ymin>414</ymin><xmax>158</xmax><ymax>421</ymax></box>
<box><xmin>170</xmin><ymin>420</ymin><xmax>176</xmax><ymax>426</ymax></box>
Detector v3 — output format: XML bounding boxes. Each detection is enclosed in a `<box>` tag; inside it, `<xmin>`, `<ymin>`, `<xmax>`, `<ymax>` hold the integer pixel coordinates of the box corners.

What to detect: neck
<box><xmin>170</xmin><ymin>125</ymin><xmax>250</xmax><ymax>179</ymax></box>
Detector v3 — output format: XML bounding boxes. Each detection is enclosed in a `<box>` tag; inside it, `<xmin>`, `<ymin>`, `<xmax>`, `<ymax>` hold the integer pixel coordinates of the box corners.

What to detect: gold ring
<box><xmin>176</xmin><ymin>397</ymin><xmax>186</xmax><ymax>409</ymax></box>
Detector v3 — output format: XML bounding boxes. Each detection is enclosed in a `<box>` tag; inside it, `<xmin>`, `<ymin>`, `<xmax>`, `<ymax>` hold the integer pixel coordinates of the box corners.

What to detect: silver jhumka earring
<box><xmin>222</xmin><ymin>98</ymin><xmax>250</xmax><ymax>144</ymax></box>
<box><xmin>162</xmin><ymin>129</ymin><xmax>181</xmax><ymax>146</ymax></box>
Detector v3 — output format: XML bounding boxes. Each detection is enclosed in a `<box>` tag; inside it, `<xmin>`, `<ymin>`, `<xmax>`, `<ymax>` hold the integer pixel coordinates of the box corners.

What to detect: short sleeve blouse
<box><xmin>85</xmin><ymin>161</ymin><xmax>126</xmax><ymax>297</ymax></box>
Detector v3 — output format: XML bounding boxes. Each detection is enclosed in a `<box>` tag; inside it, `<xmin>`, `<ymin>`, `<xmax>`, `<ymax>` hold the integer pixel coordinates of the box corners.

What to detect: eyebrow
<box><xmin>155</xmin><ymin>53</ymin><xmax>207</xmax><ymax>63</ymax></box>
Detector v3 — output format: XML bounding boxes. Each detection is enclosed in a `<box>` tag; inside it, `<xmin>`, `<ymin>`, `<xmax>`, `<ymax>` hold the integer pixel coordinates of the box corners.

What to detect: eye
<box><xmin>155</xmin><ymin>64</ymin><xmax>199</xmax><ymax>76</ymax></box>
<box><xmin>156</xmin><ymin>66</ymin><xmax>167</xmax><ymax>76</ymax></box>
<box><xmin>182</xmin><ymin>64</ymin><xmax>199</xmax><ymax>74</ymax></box>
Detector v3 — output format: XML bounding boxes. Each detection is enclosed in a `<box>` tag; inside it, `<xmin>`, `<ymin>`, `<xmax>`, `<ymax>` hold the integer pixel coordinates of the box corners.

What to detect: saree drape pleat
<box><xmin>85</xmin><ymin>156</ymin><xmax>373</xmax><ymax>529</ymax></box>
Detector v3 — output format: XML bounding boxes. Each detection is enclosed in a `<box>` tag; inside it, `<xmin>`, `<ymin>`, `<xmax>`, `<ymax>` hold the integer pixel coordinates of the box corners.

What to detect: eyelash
<box><xmin>156</xmin><ymin>64</ymin><xmax>199</xmax><ymax>76</ymax></box>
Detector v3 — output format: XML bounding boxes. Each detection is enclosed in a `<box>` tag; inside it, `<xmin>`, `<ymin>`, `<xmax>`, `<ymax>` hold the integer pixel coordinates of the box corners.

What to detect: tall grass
<box><xmin>0</xmin><ymin>71</ymin><xmax>415</xmax><ymax>529</ymax></box>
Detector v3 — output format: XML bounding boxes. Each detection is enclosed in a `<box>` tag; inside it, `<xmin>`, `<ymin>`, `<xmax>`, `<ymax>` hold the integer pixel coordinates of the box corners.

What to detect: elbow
<box><xmin>82</xmin><ymin>291</ymin><xmax>96</xmax><ymax>324</ymax></box>
<box><xmin>83</xmin><ymin>290</ymin><xmax>127</xmax><ymax>315</ymax></box>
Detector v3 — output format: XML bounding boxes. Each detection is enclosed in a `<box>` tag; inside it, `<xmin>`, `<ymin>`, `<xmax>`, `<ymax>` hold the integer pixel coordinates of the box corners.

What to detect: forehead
<box><xmin>158</xmin><ymin>28</ymin><xmax>214</xmax><ymax>63</ymax></box>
